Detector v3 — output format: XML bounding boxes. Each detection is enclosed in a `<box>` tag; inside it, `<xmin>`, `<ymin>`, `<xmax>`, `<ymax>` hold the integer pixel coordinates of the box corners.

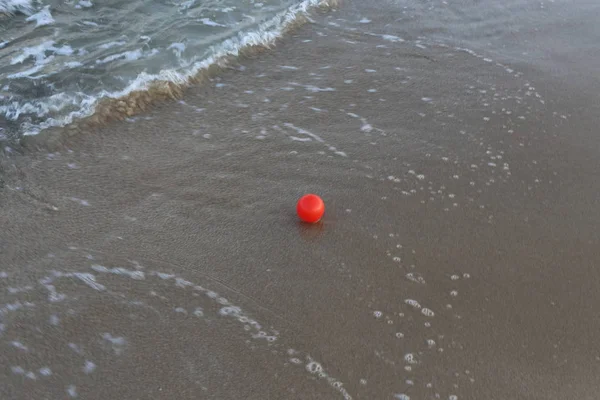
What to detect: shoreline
<box><xmin>2</xmin><ymin>0</ymin><xmax>341</xmax><ymax>147</ymax></box>
<box><xmin>2</xmin><ymin>2</ymin><xmax>600</xmax><ymax>399</ymax></box>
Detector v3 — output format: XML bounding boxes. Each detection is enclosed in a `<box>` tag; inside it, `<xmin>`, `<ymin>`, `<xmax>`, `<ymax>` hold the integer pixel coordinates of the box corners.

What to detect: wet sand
<box><xmin>2</xmin><ymin>2</ymin><xmax>600</xmax><ymax>399</ymax></box>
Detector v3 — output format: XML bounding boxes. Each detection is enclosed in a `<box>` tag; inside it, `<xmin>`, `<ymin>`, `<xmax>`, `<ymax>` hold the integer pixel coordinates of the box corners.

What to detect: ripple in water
<box><xmin>0</xmin><ymin>250</ymin><xmax>352</xmax><ymax>399</ymax></box>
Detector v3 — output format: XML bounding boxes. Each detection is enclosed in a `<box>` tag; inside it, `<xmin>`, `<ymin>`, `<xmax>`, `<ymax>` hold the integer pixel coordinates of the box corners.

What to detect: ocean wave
<box><xmin>0</xmin><ymin>0</ymin><xmax>341</xmax><ymax>139</ymax></box>
<box><xmin>0</xmin><ymin>0</ymin><xmax>35</xmax><ymax>16</ymax></box>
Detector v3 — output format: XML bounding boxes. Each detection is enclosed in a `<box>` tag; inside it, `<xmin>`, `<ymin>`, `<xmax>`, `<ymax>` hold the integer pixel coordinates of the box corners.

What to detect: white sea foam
<box><xmin>25</xmin><ymin>5</ymin><xmax>54</xmax><ymax>27</ymax></box>
<box><xmin>199</xmin><ymin>18</ymin><xmax>226</xmax><ymax>27</ymax></box>
<box><xmin>3</xmin><ymin>0</ymin><xmax>338</xmax><ymax>137</ymax></box>
<box><xmin>76</xmin><ymin>0</ymin><xmax>93</xmax><ymax>9</ymax></box>
<box><xmin>0</xmin><ymin>0</ymin><xmax>35</xmax><ymax>16</ymax></box>
<box><xmin>98</xmin><ymin>41</ymin><xmax>127</xmax><ymax>50</ymax></box>
<box><xmin>6</xmin><ymin>41</ymin><xmax>74</xmax><ymax>80</ymax></box>
<box><xmin>95</xmin><ymin>49</ymin><xmax>144</xmax><ymax>64</ymax></box>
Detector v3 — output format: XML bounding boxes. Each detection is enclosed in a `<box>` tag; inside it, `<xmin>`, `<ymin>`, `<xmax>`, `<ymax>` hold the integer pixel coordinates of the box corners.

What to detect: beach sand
<box><xmin>2</xmin><ymin>2</ymin><xmax>600</xmax><ymax>399</ymax></box>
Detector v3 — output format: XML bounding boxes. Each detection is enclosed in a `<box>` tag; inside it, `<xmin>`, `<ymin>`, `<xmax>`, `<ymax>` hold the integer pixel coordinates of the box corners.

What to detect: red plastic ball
<box><xmin>297</xmin><ymin>194</ymin><xmax>325</xmax><ymax>223</ymax></box>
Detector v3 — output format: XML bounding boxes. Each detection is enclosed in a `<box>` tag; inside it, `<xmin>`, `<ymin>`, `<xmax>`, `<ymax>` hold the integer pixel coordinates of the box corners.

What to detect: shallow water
<box><xmin>0</xmin><ymin>0</ymin><xmax>335</xmax><ymax>139</ymax></box>
<box><xmin>2</xmin><ymin>0</ymin><xmax>599</xmax><ymax>142</ymax></box>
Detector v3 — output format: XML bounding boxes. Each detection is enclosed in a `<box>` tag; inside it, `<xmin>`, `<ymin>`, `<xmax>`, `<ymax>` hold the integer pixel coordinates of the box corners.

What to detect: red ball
<box><xmin>297</xmin><ymin>194</ymin><xmax>325</xmax><ymax>223</ymax></box>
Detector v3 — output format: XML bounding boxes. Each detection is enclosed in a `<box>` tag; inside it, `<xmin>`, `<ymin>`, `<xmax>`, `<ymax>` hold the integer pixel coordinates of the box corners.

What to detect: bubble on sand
<box><xmin>69</xmin><ymin>197</ymin><xmax>90</xmax><ymax>206</ymax></box>
<box><xmin>101</xmin><ymin>333</ymin><xmax>126</xmax><ymax>355</ymax></box>
<box><xmin>193</xmin><ymin>307</ymin><xmax>204</xmax><ymax>317</ymax></box>
<box><xmin>421</xmin><ymin>308</ymin><xmax>435</xmax><ymax>317</ymax></box>
<box><xmin>69</xmin><ymin>343</ymin><xmax>82</xmax><ymax>354</ymax></box>
<box><xmin>395</xmin><ymin>332</ymin><xmax>404</xmax><ymax>338</ymax></box>
<box><xmin>11</xmin><ymin>366</ymin><xmax>25</xmax><ymax>375</ymax></box>
<box><xmin>450</xmin><ymin>290</ymin><xmax>458</xmax><ymax>297</ymax></box>
<box><xmin>11</xmin><ymin>341</ymin><xmax>28</xmax><ymax>351</ymax></box>
<box><xmin>219</xmin><ymin>306</ymin><xmax>241</xmax><ymax>316</ymax></box>
<box><xmin>306</xmin><ymin>361</ymin><xmax>323</xmax><ymax>374</ymax></box>
<box><xmin>83</xmin><ymin>360</ymin><xmax>96</xmax><ymax>374</ymax></box>
<box><xmin>67</xmin><ymin>385</ymin><xmax>78</xmax><ymax>398</ymax></box>
<box><xmin>373</xmin><ymin>310</ymin><xmax>383</xmax><ymax>319</ymax></box>
<box><xmin>406</xmin><ymin>272</ymin><xmax>426</xmax><ymax>284</ymax></box>
<box><xmin>404</xmin><ymin>353</ymin><xmax>418</xmax><ymax>364</ymax></box>
<box><xmin>405</xmin><ymin>299</ymin><xmax>421</xmax><ymax>309</ymax></box>
<box><xmin>395</xmin><ymin>395</ymin><xmax>410</xmax><ymax>400</ymax></box>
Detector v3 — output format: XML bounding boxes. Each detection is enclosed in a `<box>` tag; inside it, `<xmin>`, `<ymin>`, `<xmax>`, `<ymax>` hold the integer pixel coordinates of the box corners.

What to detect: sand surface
<box><xmin>2</xmin><ymin>2</ymin><xmax>600</xmax><ymax>399</ymax></box>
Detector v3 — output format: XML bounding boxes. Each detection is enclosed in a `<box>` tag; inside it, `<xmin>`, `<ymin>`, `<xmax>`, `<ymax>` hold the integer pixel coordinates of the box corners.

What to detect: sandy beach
<box><xmin>2</xmin><ymin>1</ymin><xmax>600</xmax><ymax>399</ymax></box>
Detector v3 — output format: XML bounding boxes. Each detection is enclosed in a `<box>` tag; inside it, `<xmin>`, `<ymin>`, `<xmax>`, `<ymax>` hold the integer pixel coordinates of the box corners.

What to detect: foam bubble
<box><xmin>92</xmin><ymin>265</ymin><xmax>145</xmax><ymax>280</ymax></box>
<box><xmin>83</xmin><ymin>360</ymin><xmax>96</xmax><ymax>374</ymax></box>
<box><xmin>68</xmin><ymin>343</ymin><xmax>82</xmax><ymax>354</ymax></box>
<box><xmin>404</xmin><ymin>353</ymin><xmax>418</xmax><ymax>364</ymax></box>
<box><xmin>405</xmin><ymin>272</ymin><xmax>426</xmax><ymax>284</ymax></box>
<box><xmin>421</xmin><ymin>308</ymin><xmax>435</xmax><ymax>317</ymax></box>
<box><xmin>76</xmin><ymin>1</ymin><xmax>93</xmax><ymax>9</ymax></box>
<box><xmin>10</xmin><ymin>341</ymin><xmax>28</xmax><ymax>351</ymax></box>
<box><xmin>193</xmin><ymin>307</ymin><xmax>204</xmax><ymax>317</ymax></box>
<box><xmin>101</xmin><ymin>333</ymin><xmax>126</xmax><ymax>355</ymax></box>
<box><xmin>67</xmin><ymin>385</ymin><xmax>78</xmax><ymax>398</ymax></box>
<box><xmin>306</xmin><ymin>361</ymin><xmax>323</xmax><ymax>374</ymax></box>
<box><xmin>219</xmin><ymin>306</ymin><xmax>241</xmax><ymax>316</ymax></box>
<box><xmin>25</xmin><ymin>5</ymin><xmax>54</xmax><ymax>27</ymax></box>
<box><xmin>71</xmin><ymin>273</ymin><xmax>106</xmax><ymax>291</ymax></box>
<box><xmin>11</xmin><ymin>366</ymin><xmax>25</xmax><ymax>375</ymax></box>
<box><xmin>405</xmin><ymin>299</ymin><xmax>421</xmax><ymax>309</ymax></box>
